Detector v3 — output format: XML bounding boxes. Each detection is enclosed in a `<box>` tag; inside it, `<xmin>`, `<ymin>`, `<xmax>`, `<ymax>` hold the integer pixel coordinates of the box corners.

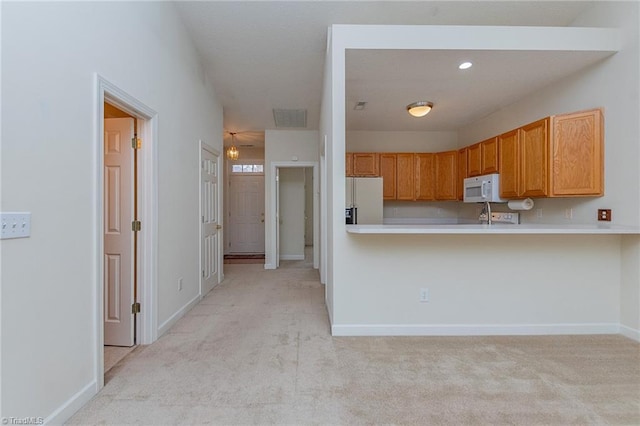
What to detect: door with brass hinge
<box><xmin>104</xmin><ymin>118</ymin><xmax>136</xmax><ymax>347</ymax></box>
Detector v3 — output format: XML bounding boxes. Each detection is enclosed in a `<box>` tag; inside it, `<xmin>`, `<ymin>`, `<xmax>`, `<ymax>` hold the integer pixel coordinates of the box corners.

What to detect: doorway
<box><xmin>268</xmin><ymin>162</ymin><xmax>319</xmax><ymax>270</ymax></box>
<box><xmin>96</xmin><ymin>75</ymin><xmax>158</xmax><ymax>389</ymax></box>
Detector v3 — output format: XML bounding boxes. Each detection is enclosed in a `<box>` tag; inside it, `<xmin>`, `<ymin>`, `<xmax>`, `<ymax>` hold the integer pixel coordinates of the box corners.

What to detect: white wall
<box><xmin>1</xmin><ymin>2</ymin><xmax>222</xmax><ymax>421</ymax></box>
<box><xmin>323</xmin><ymin>21</ymin><xmax>636</xmax><ymax>337</ymax></box>
<box><xmin>279</xmin><ymin>168</ymin><xmax>306</xmax><ymax>259</ymax></box>
<box><xmin>264</xmin><ymin>130</ymin><xmax>319</xmax><ymax>268</ymax></box>
<box><xmin>347</xmin><ymin>130</ymin><xmax>458</xmax><ymax>152</ymax></box>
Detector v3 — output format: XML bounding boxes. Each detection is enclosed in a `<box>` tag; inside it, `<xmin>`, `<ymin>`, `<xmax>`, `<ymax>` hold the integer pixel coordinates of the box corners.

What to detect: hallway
<box><xmin>69</xmin><ymin>262</ymin><xmax>640</xmax><ymax>425</ymax></box>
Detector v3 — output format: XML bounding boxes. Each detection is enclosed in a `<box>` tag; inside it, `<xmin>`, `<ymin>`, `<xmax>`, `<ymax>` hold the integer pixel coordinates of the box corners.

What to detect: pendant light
<box><xmin>226</xmin><ymin>132</ymin><xmax>239</xmax><ymax>160</ymax></box>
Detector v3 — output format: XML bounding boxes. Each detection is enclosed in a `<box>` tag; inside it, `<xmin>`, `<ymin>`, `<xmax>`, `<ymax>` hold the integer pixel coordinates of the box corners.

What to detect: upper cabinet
<box><xmin>457</xmin><ymin>148</ymin><xmax>468</xmax><ymax>201</ymax></box>
<box><xmin>345</xmin><ymin>152</ymin><xmax>354</xmax><ymax>176</ymax></box>
<box><xmin>379</xmin><ymin>153</ymin><xmax>397</xmax><ymax>200</ymax></box>
<box><xmin>414</xmin><ymin>153</ymin><xmax>435</xmax><ymax>201</ymax></box>
<box><xmin>550</xmin><ymin>109</ymin><xmax>603</xmax><ymax>197</ymax></box>
<box><xmin>434</xmin><ymin>150</ymin><xmax>458</xmax><ymax>200</ymax></box>
<box><xmin>352</xmin><ymin>153</ymin><xmax>379</xmax><ymax>176</ymax></box>
<box><xmin>468</xmin><ymin>137</ymin><xmax>499</xmax><ymax>176</ymax></box>
<box><xmin>499</xmin><ymin>118</ymin><xmax>549</xmax><ymax>199</ymax></box>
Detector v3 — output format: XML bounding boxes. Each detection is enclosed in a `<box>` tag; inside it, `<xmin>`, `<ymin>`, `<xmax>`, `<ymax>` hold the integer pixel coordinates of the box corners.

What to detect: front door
<box><xmin>104</xmin><ymin>118</ymin><xmax>135</xmax><ymax>347</ymax></box>
<box><xmin>228</xmin><ymin>174</ymin><xmax>265</xmax><ymax>253</ymax></box>
<box><xmin>201</xmin><ymin>145</ymin><xmax>220</xmax><ymax>295</ymax></box>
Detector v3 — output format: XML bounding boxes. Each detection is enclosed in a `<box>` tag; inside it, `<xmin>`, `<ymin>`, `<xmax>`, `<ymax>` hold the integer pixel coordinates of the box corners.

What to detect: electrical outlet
<box><xmin>419</xmin><ymin>288</ymin><xmax>429</xmax><ymax>303</ymax></box>
<box><xmin>598</xmin><ymin>209</ymin><xmax>612</xmax><ymax>221</ymax></box>
<box><xmin>178</xmin><ymin>277</ymin><xmax>183</xmax><ymax>291</ymax></box>
<box><xmin>564</xmin><ymin>208</ymin><xmax>573</xmax><ymax>219</ymax></box>
<box><xmin>536</xmin><ymin>209</ymin><xmax>543</xmax><ymax>219</ymax></box>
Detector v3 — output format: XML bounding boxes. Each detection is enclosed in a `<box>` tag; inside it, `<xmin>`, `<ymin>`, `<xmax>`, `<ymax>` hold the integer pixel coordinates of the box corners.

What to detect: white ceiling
<box><xmin>174</xmin><ymin>1</ymin><xmax>605</xmax><ymax>146</ymax></box>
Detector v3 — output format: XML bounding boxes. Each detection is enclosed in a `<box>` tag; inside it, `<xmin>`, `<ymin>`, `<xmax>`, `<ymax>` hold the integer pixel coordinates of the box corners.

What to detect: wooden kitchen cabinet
<box><xmin>499</xmin><ymin>118</ymin><xmax>550</xmax><ymax>199</ymax></box>
<box><xmin>379</xmin><ymin>153</ymin><xmax>397</xmax><ymax>200</ymax></box>
<box><xmin>435</xmin><ymin>150</ymin><xmax>458</xmax><ymax>200</ymax></box>
<box><xmin>468</xmin><ymin>138</ymin><xmax>499</xmax><ymax>176</ymax></box>
<box><xmin>346</xmin><ymin>152</ymin><xmax>354</xmax><ymax>176</ymax></box>
<box><xmin>414</xmin><ymin>153</ymin><xmax>435</xmax><ymax>200</ymax></box>
<box><xmin>520</xmin><ymin>118</ymin><xmax>549</xmax><ymax>197</ymax></box>
<box><xmin>396</xmin><ymin>153</ymin><xmax>415</xmax><ymax>200</ymax></box>
<box><xmin>352</xmin><ymin>152</ymin><xmax>379</xmax><ymax>176</ymax></box>
<box><xmin>457</xmin><ymin>148</ymin><xmax>468</xmax><ymax>201</ymax></box>
<box><xmin>498</xmin><ymin>129</ymin><xmax>520</xmax><ymax>199</ymax></box>
<box><xmin>551</xmin><ymin>109</ymin><xmax>603</xmax><ymax>197</ymax></box>
<box><xmin>481</xmin><ymin>137</ymin><xmax>499</xmax><ymax>174</ymax></box>
<box><xmin>467</xmin><ymin>143</ymin><xmax>482</xmax><ymax>177</ymax></box>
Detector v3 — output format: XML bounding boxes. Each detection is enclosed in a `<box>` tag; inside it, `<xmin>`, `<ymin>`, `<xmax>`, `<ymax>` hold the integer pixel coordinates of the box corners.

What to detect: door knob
<box><xmin>216</xmin><ymin>224</ymin><xmax>222</xmax><ymax>230</ymax></box>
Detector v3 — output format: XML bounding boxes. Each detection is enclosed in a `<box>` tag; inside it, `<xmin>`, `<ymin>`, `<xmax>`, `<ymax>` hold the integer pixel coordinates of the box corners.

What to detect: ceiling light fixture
<box><xmin>459</xmin><ymin>61</ymin><xmax>473</xmax><ymax>70</ymax></box>
<box><xmin>406</xmin><ymin>101</ymin><xmax>434</xmax><ymax>118</ymax></box>
<box><xmin>226</xmin><ymin>132</ymin><xmax>239</xmax><ymax>160</ymax></box>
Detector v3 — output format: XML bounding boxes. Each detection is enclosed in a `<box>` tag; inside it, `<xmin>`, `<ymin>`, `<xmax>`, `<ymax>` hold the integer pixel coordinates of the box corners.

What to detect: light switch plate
<box><xmin>1</xmin><ymin>212</ymin><xmax>31</xmax><ymax>239</ymax></box>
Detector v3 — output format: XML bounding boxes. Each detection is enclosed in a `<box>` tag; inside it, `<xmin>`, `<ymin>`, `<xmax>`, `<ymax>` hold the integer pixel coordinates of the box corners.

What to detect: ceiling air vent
<box><xmin>273</xmin><ymin>109</ymin><xmax>307</xmax><ymax>128</ymax></box>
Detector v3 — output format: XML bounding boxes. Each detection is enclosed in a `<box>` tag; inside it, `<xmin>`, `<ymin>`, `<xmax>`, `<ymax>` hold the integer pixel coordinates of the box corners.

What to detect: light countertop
<box><xmin>347</xmin><ymin>223</ymin><xmax>640</xmax><ymax>234</ymax></box>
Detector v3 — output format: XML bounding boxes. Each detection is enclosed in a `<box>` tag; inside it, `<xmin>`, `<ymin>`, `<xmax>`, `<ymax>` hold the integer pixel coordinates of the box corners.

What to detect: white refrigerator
<box><xmin>346</xmin><ymin>177</ymin><xmax>383</xmax><ymax>224</ymax></box>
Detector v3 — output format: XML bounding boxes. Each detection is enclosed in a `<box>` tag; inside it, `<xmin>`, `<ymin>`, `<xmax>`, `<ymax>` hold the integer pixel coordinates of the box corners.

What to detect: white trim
<box><xmin>620</xmin><ymin>324</ymin><xmax>640</xmax><ymax>342</ymax></box>
<box><xmin>95</xmin><ymin>74</ymin><xmax>159</xmax><ymax>393</ymax></box>
<box><xmin>45</xmin><ymin>380</ymin><xmax>96</xmax><ymax>425</ymax></box>
<box><xmin>268</xmin><ymin>161</ymin><xmax>319</xmax><ymax>270</ymax></box>
<box><xmin>280</xmin><ymin>254</ymin><xmax>305</xmax><ymax>260</ymax></box>
<box><xmin>157</xmin><ymin>294</ymin><xmax>203</xmax><ymax>337</ymax></box>
<box><xmin>331</xmin><ymin>323</ymin><xmax>621</xmax><ymax>337</ymax></box>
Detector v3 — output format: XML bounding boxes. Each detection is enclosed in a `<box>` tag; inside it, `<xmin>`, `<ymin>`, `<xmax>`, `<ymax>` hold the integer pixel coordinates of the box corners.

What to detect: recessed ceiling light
<box><xmin>459</xmin><ymin>61</ymin><xmax>473</xmax><ymax>70</ymax></box>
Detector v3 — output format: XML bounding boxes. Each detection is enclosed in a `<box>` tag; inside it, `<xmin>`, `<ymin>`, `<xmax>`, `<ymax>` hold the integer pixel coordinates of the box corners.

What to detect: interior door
<box><xmin>275</xmin><ymin>168</ymin><xmax>281</xmax><ymax>268</ymax></box>
<box><xmin>201</xmin><ymin>146</ymin><xmax>220</xmax><ymax>295</ymax></box>
<box><xmin>228</xmin><ymin>174</ymin><xmax>265</xmax><ymax>253</ymax></box>
<box><xmin>104</xmin><ymin>118</ymin><xmax>135</xmax><ymax>347</ymax></box>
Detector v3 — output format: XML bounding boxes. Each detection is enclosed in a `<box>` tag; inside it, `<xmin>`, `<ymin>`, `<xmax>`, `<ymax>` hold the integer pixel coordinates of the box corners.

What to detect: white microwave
<box><xmin>463</xmin><ymin>173</ymin><xmax>506</xmax><ymax>203</ymax></box>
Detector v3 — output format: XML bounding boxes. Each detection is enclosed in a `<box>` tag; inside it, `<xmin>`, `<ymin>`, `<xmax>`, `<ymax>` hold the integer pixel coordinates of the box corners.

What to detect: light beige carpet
<box><xmin>104</xmin><ymin>345</ymin><xmax>137</xmax><ymax>373</ymax></box>
<box><xmin>69</xmin><ymin>261</ymin><xmax>640</xmax><ymax>425</ymax></box>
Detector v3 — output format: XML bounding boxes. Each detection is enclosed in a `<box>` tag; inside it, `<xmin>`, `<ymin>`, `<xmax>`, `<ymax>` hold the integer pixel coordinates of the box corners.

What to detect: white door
<box><xmin>201</xmin><ymin>146</ymin><xmax>220</xmax><ymax>295</ymax></box>
<box><xmin>104</xmin><ymin>118</ymin><xmax>135</xmax><ymax>347</ymax></box>
<box><xmin>228</xmin><ymin>175</ymin><xmax>265</xmax><ymax>253</ymax></box>
<box><xmin>275</xmin><ymin>168</ymin><xmax>281</xmax><ymax>268</ymax></box>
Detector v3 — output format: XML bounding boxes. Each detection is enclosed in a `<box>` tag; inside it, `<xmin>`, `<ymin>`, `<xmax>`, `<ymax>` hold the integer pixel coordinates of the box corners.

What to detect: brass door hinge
<box><xmin>131</xmin><ymin>137</ymin><xmax>141</xmax><ymax>149</ymax></box>
<box><xmin>132</xmin><ymin>220</ymin><xmax>141</xmax><ymax>232</ymax></box>
<box><xmin>132</xmin><ymin>302</ymin><xmax>141</xmax><ymax>314</ymax></box>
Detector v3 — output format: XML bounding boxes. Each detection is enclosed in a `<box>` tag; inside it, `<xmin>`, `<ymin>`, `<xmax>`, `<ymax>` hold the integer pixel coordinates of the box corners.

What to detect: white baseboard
<box><xmin>331</xmin><ymin>323</ymin><xmax>620</xmax><ymax>337</ymax></box>
<box><xmin>157</xmin><ymin>294</ymin><xmax>202</xmax><ymax>337</ymax></box>
<box><xmin>264</xmin><ymin>263</ymin><xmax>276</xmax><ymax>270</ymax></box>
<box><xmin>45</xmin><ymin>380</ymin><xmax>96</xmax><ymax>425</ymax></box>
<box><xmin>279</xmin><ymin>254</ymin><xmax>304</xmax><ymax>260</ymax></box>
<box><xmin>620</xmin><ymin>324</ymin><xmax>640</xmax><ymax>342</ymax></box>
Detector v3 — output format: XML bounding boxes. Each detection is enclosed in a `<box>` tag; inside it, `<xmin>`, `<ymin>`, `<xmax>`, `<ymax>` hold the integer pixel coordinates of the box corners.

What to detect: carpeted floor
<box><xmin>69</xmin><ymin>258</ymin><xmax>640</xmax><ymax>425</ymax></box>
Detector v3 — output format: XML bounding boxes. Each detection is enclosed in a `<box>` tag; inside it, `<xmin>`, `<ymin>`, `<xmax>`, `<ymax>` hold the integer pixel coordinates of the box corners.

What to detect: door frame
<box><xmin>95</xmin><ymin>74</ymin><xmax>158</xmax><ymax>389</ymax></box>
<box><xmin>266</xmin><ymin>161</ymin><xmax>319</xmax><ymax>270</ymax></box>
<box><xmin>199</xmin><ymin>140</ymin><xmax>224</xmax><ymax>294</ymax></box>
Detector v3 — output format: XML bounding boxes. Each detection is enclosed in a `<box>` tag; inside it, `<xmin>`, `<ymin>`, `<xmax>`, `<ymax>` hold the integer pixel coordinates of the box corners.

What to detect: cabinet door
<box><xmin>435</xmin><ymin>150</ymin><xmax>457</xmax><ymax>200</ymax></box>
<box><xmin>414</xmin><ymin>153</ymin><xmax>435</xmax><ymax>201</ymax></box>
<box><xmin>520</xmin><ymin>118</ymin><xmax>549</xmax><ymax>197</ymax></box>
<box><xmin>499</xmin><ymin>129</ymin><xmax>520</xmax><ymax>199</ymax></box>
<box><xmin>352</xmin><ymin>153</ymin><xmax>379</xmax><ymax>176</ymax></box>
<box><xmin>379</xmin><ymin>153</ymin><xmax>397</xmax><ymax>200</ymax></box>
<box><xmin>457</xmin><ymin>148</ymin><xmax>468</xmax><ymax>201</ymax></box>
<box><xmin>346</xmin><ymin>152</ymin><xmax>354</xmax><ymax>176</ymax></box>
<box><xmin>396</xmin><ymin>153</ymin><xmax>415</xmax><ymax>200</ymax></box>
<box><xmin>551</xmin><ymin>109</ymin><xmax>603</xmax><ymax>196</ymax></box>
<box><xmin>467</xmin><ymin>143</ymin><xmax>482</xmax><ymax>177</ymax></box>
<box><xmin>481</xmin><ymin>137</ymin><xmax>499</xmax><ymax>174</ymax></box>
